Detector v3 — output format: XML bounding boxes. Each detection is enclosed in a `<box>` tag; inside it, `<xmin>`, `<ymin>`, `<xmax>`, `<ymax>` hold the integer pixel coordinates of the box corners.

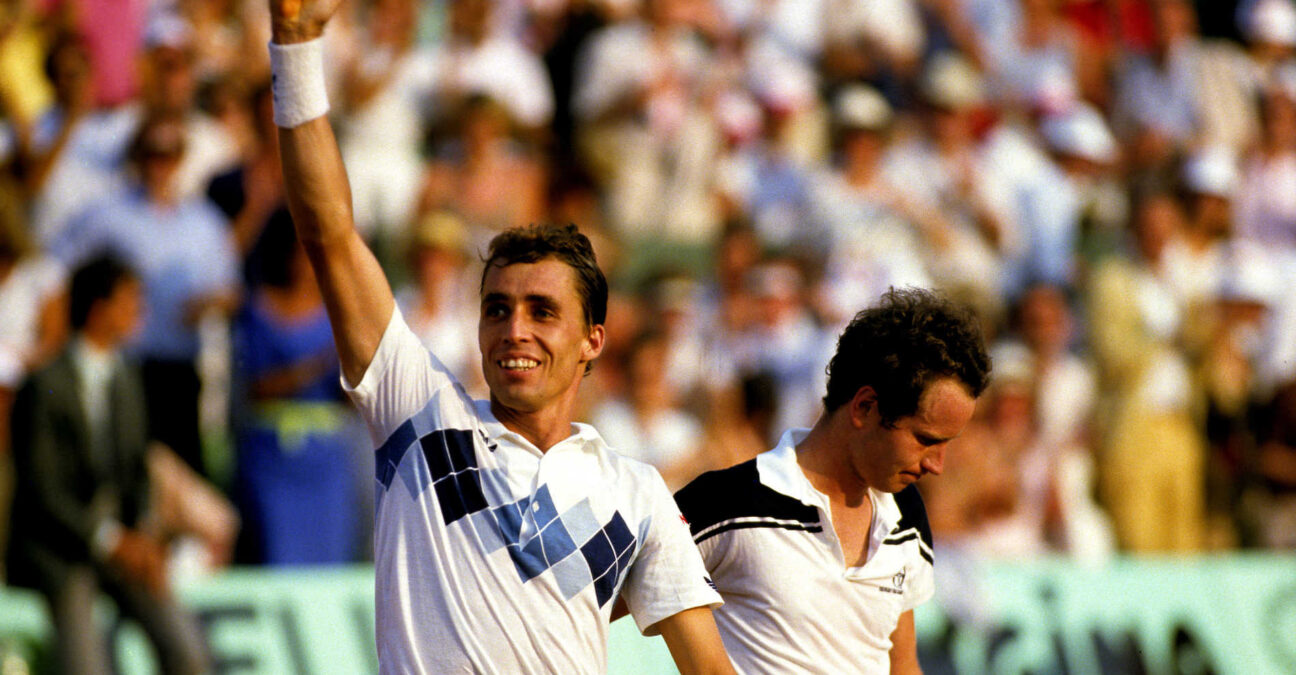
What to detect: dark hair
<box><xmin>71</xmin><ymin>256</ymin><xmax>135</xmax><ymax>330</ymax></box>
<box><xmin>481</xmin><ymin>223</ymin><xmax>608</xmax><ymax>328</ymax></box>
<box><xmin>127</xmin><ymin>112</ymin><xmax>186</xmax><ymax>166</ymax></box>
<box><xmin>42</xmin><ymin>31</ymin><xmax>87</xmax><ymax>84</ymax></box>
<box><xmin>823</xmin><ymin>287</ymin><xmax>991</xmax><ymax>424</ymax></box>
<box><xmin>253</xmin><ymin>218</ymin><xmax>299</xmax><ymax>289</ymax></box>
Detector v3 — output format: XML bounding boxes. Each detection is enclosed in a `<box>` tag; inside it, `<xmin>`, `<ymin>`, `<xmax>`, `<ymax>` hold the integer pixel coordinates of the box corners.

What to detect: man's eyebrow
<box><xmin>526</xmin><ymin>294</ymin><xmax>560</xmax><ymax>307</ymax></box>
<box><xmin>481</xmin><ymin>292</ymin><xmax>562</xmax><ymax>306</ymax></box>
<box><xmin>915</xmin><ymin>432</ymin><xmax>951</xmax><ymax>446</ymax></box>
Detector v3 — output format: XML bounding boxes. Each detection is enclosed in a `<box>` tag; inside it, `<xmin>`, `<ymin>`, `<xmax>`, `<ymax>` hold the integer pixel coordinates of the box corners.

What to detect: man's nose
<box><xmin>505</xmin><ymin>311</ymin><xmax>531</xmax><ymax>341</ymax></box>
<box><xmin>920</xmin><ymin>445</ymin><xmax>945</xmax><ymax>476</ymax></box>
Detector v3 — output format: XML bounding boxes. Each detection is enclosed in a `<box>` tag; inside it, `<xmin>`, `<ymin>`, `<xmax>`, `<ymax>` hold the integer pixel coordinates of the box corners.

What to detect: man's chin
<box><xmin>490</xmin><ymin>390</ymin><xmax>544</xmax><ymax>415</ymax></box>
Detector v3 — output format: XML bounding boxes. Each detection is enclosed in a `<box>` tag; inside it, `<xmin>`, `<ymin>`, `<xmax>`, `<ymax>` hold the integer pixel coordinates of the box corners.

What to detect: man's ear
<box><xmin>849</xmin><ymin>386</ymin><xmax>878</xmax><ymax>429</ymax></box>
<box><xmin>582</xmin><ymin>323</ymin><xmax>606</xmax><ymax>363</ymax></box>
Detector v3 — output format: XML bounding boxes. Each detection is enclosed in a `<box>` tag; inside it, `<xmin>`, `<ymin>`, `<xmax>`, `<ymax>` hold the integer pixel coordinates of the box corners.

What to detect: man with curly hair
<box><xmin>676</xmin><ymin>287</ymin><xmax>991</xmax><ymax>674</ymax></box>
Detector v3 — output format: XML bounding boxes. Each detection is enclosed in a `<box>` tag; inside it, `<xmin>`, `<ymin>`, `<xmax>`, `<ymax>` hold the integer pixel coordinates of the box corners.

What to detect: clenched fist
<box><xmin>270</xmin><ymin>0</ymin><xmax>344</xmax><ymax>44</ymax></box>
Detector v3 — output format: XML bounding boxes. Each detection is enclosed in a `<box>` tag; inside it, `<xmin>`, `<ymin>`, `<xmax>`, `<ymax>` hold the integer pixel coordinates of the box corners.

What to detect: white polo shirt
<box><xmin>675</xmin><ymin>429</ymin><xmax>935</xmax><ymax>674</ymax></box>
<box><xmin>345</xmin><ymin>309</ymin><xmax>721</xmax><ymax>674</ymax></box>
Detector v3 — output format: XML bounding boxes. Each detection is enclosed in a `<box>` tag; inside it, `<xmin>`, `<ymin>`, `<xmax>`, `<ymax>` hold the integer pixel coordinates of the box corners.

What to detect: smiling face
<box><xmin>848</xmin><ymin>378</ymin><xmax>977</xmax><ymax>493</ymax></box>
<box><xmin>479</xmin><ymin>258</ymin><xmax>605</xmax><ymax>416</ymax></box>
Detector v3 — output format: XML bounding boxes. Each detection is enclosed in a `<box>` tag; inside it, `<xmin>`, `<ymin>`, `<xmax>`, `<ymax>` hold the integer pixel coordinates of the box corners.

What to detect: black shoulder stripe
<box><xmin>694</xmin><ymin>519</ymin><xmax>823</xmax><ymax>545</ymax></box>
<box><xmin>892</xmin><ymin>485</ymin><xmax>934</xmax><ymax>552</ymax></box>
<box><xmin>674</xmin><ymin>459</ymin><xmax>821</xmax><ymax>539</ymax></box>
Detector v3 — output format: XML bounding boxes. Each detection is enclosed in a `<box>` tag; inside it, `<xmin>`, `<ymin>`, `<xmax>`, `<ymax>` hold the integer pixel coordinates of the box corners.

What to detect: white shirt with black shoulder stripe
<box><xmin>676</xmin><ymin>428</ymin><xmax>935</xmax><ymax>674</ymax></box>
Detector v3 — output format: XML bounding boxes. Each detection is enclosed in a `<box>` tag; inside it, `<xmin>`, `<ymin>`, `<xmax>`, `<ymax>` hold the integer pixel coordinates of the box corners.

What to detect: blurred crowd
<box><xmin>2</xmin><ymin>0</ymin><xmax>1296</xmax><ymax>595</ymax></box>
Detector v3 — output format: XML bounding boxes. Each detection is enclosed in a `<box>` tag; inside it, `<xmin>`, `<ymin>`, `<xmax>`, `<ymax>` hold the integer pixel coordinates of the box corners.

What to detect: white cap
<box><xmin>749</xmin><ymin>55</ymin><xmax>818</xmax><ymax>114</ymax></box>
<box><xmin>1182</xmin><ymin>146</ymin><xmax>1240</xmax><ymax>198</ymax></box>
<box><xmin>922</xmin><ymin>52</ymin><xmax>985</xmax><ymax>110</ymax></box>
<box><xmin>834</xmin><ymin>84</ymin><xmax>893</xmax><ymax>131</ymax></box>
<box><xmin>144</xmin><ymin>12</ymin><xmax>194</xmax><ymax>51</ymax></box>
<box><xmin>1039</xmin><ymin>104</ymin><xmax>1117</xmax><ymax>163</ymax></box>
<box><xmin>1244</xmin><ymin>0</ymin><xmax>1296</xmax><ymax>46</ymax></box>
<box><xmin>1219</xmin><ymin>243</ymin><xmax>1281</xmax><ymax>306</ymax></box>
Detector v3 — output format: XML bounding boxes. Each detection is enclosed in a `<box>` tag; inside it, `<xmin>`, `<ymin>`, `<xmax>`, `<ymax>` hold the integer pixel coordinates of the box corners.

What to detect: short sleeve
<box><xmin>342</xmin><ymin>306</ymin><xmax>465</xmax><ymax>447</ymax></box>
<box><xmin>621</xmin><ymin>471</ymin><xmax>723</xmax><ymax>635</ymax></box>
<box><xmin>902</xmin><ymin>557</ymin><xmax>935</xmax><ymax>612</ymax></box>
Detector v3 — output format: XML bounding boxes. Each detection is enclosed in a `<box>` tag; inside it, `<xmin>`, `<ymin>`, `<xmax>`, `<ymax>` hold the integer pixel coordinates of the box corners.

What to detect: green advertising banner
<box><xmin>1</xmin><ymin>555</ymin><xmax>1294</xmax><ymax>674</ymax></box>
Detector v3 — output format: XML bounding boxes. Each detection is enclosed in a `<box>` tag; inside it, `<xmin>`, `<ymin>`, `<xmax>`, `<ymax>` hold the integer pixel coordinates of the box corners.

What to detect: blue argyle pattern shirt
<box><xmin>346</xmin><ymin>309</ymin><xmax>720</xmax><ymax>674</ymax></box>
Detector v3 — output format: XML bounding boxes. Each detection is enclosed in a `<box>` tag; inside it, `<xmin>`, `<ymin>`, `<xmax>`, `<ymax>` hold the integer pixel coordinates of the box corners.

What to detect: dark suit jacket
<box><xmin>7</xmin><ymin>347</ymin><xmax>152</xmax><ymax>591</ymax></box>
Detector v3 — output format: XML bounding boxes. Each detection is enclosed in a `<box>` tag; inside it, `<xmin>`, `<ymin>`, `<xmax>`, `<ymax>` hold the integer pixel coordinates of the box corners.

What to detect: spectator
<box><xmin>206</xmin><ymin>79</ymin><xmax>290</xmax><ymax>281</ymax></box>
<box><xmin>1112</xmin><ymin>0</ymin><xmax>1257</xmax><ymax>165</ymax></box>
<box><xmin>590</xmin><ymin>329</ymin><xmax>706</xmax><ymax>490</ymax></box>
<box><xmin>420</xmin><ymin>95</ymin><xmax>547</xmax><ymax>255</ymax></box>
<box><xmin>573</xmin><ymin>0</ymin><xmax>724</xmax><ymax>245</ymax></box>
<box><xmin>1036</xmin><ymin>101</ymin><xmax>1123</xmax><ymax>285</ymax></box>
<box><xmin>7</xmin><ymin>256</ymin><xmax>209</xmax><ymax>675</ymax></box>
<box><xmin>336</xmin><ymin>0</ymin><xmax>436</xmax><ymax>243</ymax></box>
<box><xmin>1236</xmin><ymin>81</ymin><xmax>1296</xmax><ymax>253</ymax></box>
<box><xmin>132</xmin><ymin>14</ymin><xmax>239</xmax><ymax>202</ymax></box>
<box><xmin>50</xmin><ymin>113</ymin><xmax>239</xmax><ymax>477</ymax></box>
<box><xmin>885</xmin><ymin>52</ymin><xmax>1011</xmax><ymax>315</ymax></box>
<box><xmin>729</xmin><ymin>258</ymin><xmax>835</xmax><ymax>434</ymax></box>
<box><xmin>432</xmin><ymin>0</ymin><xmax>555</xmax><ymax>134</ymax></box>
<box><xmin>812</xmin><ymin>84</ymin><xmax>933</xmax><ymax>324</ymax></box>
<box><xmin>0</xmin><ymin>169</ymin><xmax>67</xmax><ymax>580</ymax></box>
<box><xmin>22</xmin><ymin>33</ymin><xmax>134</xmax><ymax>245</ymax></box>
<box><xmin>999</xmin><ymin>284</ymin><xmax>1114</xmax><ymax>561</ymax></box>
<box><xmin>1088</xmin><ymin>186</ymin><xmax>1206</xmax><ymax>552</ymax></box>
<box><xmin>395</xmin><ymin>210</ymin><xmax>482</xmax><ymax>395</ymax></box>
<box><xmin>231</xmin><ymin>220</ymin><xmax>364</xmax><ymax>565</ymax></box>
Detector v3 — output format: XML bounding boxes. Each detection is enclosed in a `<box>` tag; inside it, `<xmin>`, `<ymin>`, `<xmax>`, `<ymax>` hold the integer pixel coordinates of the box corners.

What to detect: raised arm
<box><xmin>269</xmin><ymin>0</ymin><xmax>394</xmax><ymax>386</ymax></box>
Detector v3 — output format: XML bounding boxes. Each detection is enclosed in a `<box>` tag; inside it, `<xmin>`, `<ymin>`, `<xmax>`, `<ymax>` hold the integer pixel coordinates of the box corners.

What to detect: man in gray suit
<box><xmin>7</xmin><ymin>256</ymin><xmax>208</xmax><ymax>674</ymax></box>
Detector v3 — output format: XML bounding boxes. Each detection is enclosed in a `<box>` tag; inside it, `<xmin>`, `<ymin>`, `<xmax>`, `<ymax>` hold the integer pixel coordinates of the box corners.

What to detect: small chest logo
<box><xmin>879</xmin><ymin>567</ymin><xmax>906</xmax><ymax>595</ymax></box>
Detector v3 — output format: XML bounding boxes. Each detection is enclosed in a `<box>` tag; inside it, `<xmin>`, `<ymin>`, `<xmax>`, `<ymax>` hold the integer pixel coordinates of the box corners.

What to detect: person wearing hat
<box><xmin>814</xmin><ymin>84</ymin><xmax>935</xmax><ymax>326</ymax></box>
<box><xmin>131</xmin><ymin>13</ymin><xmax>239</xmax><ymax>202</ymax></box>
<box><xmin>1037</xmin><ymin>102</ymin><xmax>1131</xmax><ymax>274</ymax></box>
<box><xmin>48</xmin><ymin>113</ymin><xmax>240</xmax><ymax>478</ymax></box>
<box><xmin>885</xmin><ymin>52</ymin><xmax>1011</xmax><ymax>317</ymax></box>
<box><xmin>1162</xmin><ymin>145</ymin><xmax>1244</xmax><ymax>311</ymax></box>
<box><xmin>395</xmin><ymin>210</ymin><xmax>483</xmax><ymax>394</ymax></box>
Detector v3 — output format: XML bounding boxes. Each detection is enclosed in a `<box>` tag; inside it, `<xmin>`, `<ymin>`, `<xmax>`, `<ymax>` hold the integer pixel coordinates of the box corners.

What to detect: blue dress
<box><xmin>233</xmin><ymin>296</ymin><xmax>362</xmax><ymax>565</ymax></box>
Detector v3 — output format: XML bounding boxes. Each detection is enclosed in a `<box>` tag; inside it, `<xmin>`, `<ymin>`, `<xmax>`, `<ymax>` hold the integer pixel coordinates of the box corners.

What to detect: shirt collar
<box><xmin>471</xmin><ymin>399</ymin><xmax>608</xmax><ymax>457</ymax></box>
<box><xmin>756</xmin><ymin>427</ymin><xmax>902</xmax><ymax>531</ymax></box>
<box><xmin>756</xmin><ymin>428</ymin><xmax>820</xmax><ymax>507</ymax></box>
<box><xmin>71</xmin><ymin>336</ymin><xmax>119</xmax><ymax>375</ymax></box>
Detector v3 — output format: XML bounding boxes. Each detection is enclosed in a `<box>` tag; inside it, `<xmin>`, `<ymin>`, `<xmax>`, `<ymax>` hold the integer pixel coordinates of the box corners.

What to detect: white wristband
<box><xmin>269</xmin><ymin>38</ymin><xmax>330</xmax><ymax>128</ymax></box>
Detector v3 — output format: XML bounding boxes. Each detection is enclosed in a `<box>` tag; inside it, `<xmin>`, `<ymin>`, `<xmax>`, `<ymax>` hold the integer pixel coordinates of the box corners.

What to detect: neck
<box><xmin>80</xmin><ymin>328</ymin><xmax>118</xmax><ymax>354</ymax></box>
<box><xmin>490</xmin><ymin>394</ymin><xmax>579</xmax><ymax>452</ymax></box>
<box><xmin>845</xmin><ymin>162</ymin><xmax>878</xmax><ymax>186</ymax></box>
<box><xmin>795</xmin><ymin>414</ymin><xmax>870</xmax><ymax>508</ymax></box>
